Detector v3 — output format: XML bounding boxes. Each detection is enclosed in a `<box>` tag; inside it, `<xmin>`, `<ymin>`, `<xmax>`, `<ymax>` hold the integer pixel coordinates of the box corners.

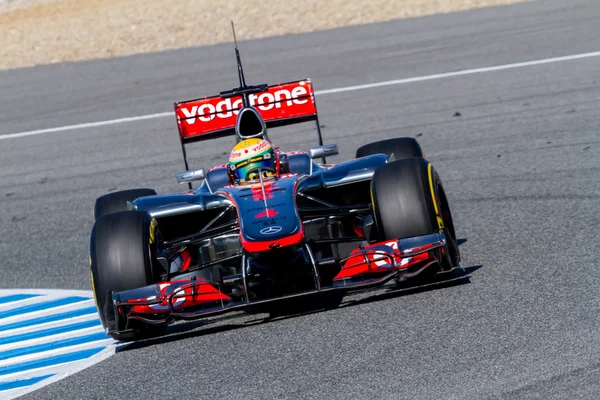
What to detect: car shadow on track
<box><xmin>120</xmin><ymin>263</ymin><xmax>481</xmax><ymax>352</ymax></box>
<box><xmin>339</xmin><ymin>264</ymin><xmax>481</xmax><ymax>309</ymax></box>
<box><xmin>119</xmin><ymin>319</ymin><xmax>249</xmax><ymax>352</ymax></box>
<box><xmin>261</xmin><ymin>264</ymin><xmax>483</xmax><ymax>325</ymax></box>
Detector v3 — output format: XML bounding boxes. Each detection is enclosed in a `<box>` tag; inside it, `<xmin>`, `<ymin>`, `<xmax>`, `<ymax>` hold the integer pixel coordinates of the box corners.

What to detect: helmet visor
<box><xmin>231</xmin><ymin>152</ymin><xmax>275</xmax><ymax>182</ymax></box>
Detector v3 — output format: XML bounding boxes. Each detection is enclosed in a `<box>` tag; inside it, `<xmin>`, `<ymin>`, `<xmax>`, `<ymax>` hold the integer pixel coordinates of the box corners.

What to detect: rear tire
<box><xmin>371</xmin><ymin>158</ymin><xmax>459</xmax><ymax>271</ymax></box>
<box><xmin>94</xmin><ymin>188</ymin><xmax>156</xmax><ymax>220</ymax></box>
<box><xmin>90</xmin><ymin>210</ymin><xmax>166</xmax><ymax>341</ymax></box>
<box><xmin>356</xmin><ymin>137</ymin><xmax>423</xmax><ymax>160</ymax></box>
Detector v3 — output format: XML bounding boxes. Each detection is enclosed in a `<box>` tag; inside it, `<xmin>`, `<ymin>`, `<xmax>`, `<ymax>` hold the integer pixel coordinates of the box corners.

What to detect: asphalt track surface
<box><xmin>1</xmin><ymin>0</ymin><xmax>600</xmax><ymax>398</ymax></box>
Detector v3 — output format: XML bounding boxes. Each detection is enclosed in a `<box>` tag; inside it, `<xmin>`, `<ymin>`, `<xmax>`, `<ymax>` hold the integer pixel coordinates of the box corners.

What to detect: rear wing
<box><xmin>175</xmin><ymin>79</ymin><xmax>321</xmax><ymax>143</ymax></box>
<box><xmin>174</xmin><ymin>79</ymin><xmax>323</xmax><ymax>172</ymax></box>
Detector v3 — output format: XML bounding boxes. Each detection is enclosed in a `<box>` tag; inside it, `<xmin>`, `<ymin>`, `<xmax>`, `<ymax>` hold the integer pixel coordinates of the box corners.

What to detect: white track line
<box><xmin>316</xmin><ymin>50</ymin><xmax>600</xmax><ymax>95</ymax></box>
<box><xmin>0</xmin><ymin>112</ymin><xmax>173</xmax><ymax>141</ymax></box>
<box><xmin>1</xmin><ymin>50</ymin><xmax>600</xmax><ymax>141</ymax></box>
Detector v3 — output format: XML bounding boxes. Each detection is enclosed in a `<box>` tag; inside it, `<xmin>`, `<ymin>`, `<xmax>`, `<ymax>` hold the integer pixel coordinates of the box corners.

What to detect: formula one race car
<box><xmin>90</xmin><ymin>36</ymin><xmax>462</xmax><ymax>341</ymax></box>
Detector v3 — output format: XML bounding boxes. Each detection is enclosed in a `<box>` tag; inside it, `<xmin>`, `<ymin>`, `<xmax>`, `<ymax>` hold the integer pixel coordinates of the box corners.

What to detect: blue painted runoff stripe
<box><xmin>0</xmin><ymin>347</ymin><xmax>104</xmax><ymax>376</ymax></box>
<box><xmin>0</xmin><ymin>374</ymin><xmax>54</xmax><ymax>391</ymax></box>
<box><xmin>0</xmin><ymin>294</ymin><xmax>41</xmax><ymax>305</ymax></box>
<box><xmin>0</xmin><ymin>306</ymin><xmax>98</xmax><ymax>333</ymax></box>
<box><xmin>0</xmin><ymin>332</ymin><xmax>108</xmax><ymax>361</ymax></box>
<box><xmin>0</xmin><ymin>319</ymin><xmax>102</xmax><ymax>346</ymax></box>
<box><xmin>0</xmin><ymin>296</ymin><xmax>90</xmax><ymax>319</ymax></box>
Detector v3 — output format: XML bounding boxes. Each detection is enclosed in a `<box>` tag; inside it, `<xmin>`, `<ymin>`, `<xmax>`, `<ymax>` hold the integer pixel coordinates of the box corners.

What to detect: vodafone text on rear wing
<box><xmin>174</xmin><ymin>79</ymin><xmax>323</xmax><ymax>170</ymax></box>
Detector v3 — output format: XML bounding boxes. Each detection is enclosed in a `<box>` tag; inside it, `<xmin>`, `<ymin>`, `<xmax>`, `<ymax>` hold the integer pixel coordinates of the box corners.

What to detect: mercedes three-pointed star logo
<box><xmin>260</xmin><ymin>225</ymin><xmax>283</xmax><ymax>235</ymax></box>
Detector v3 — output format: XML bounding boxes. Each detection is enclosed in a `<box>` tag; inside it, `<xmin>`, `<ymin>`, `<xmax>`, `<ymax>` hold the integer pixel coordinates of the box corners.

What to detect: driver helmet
<box><xmin>228</xmin><ymin>138</ymin><xmax>277</xmax><ymax>183</ymax></box>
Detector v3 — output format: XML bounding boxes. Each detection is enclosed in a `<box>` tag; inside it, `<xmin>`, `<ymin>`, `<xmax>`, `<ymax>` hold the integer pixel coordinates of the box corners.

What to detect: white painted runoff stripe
<box><xmin>0</xmin><ymin>293</ymin><xmax>90</xmax><ymax>314</ymax></box>
<box><xmin>0</xmin><ymin>290</ymin><xmax>122</xmax><ymax>400</ymax></box>
<box><xmin>0</xmin><ymin>324</ymin><xmax>105</xmax><ymax>353</ymax></box>
<box><xmin>0</xmin><ymin>312</ymin><xmax>100</xmax><ymax>338</ymax></box>
<box><xmin>0</xmin><ymin>347</ymin><xmax>119</xmax><ymax>399</ymax></box>
<box><xmin>0</xmin><ymin>294</ymin><xmax>57</xmax><ymax>313</ymax></box>
<box><xmin>0</xmin><ymin>298</ymin><xmax>95</xmax><ymax>326</ymax></box>
<box><xmin>1</xmin><ymin>50</ymin><xmax>599</xmax><ymax>141</ymax></box>
<box><xmin>0</xmin><ymin>336</ymin><xmax>114</xmax><ymax>369</ymax></box>
<box><xmin>0</xmin><ymin>334</ymin><xmax>113</xmax><ymax>365</ymax></box>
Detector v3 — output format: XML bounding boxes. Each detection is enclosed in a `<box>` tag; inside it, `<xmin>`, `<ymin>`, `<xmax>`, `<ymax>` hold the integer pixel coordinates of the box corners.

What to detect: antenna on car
<box><xmin>232</xmin><ymin>21</ymin><xmax>246</xmax><ymax>93</ymax></box>
<box><xmin>220</xmin><ymin>21</ymin><xmax>268</xmax><ymax>107</ymax></box>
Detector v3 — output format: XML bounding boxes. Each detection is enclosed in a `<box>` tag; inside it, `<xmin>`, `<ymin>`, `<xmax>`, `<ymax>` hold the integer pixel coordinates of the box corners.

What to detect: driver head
<box><xmin>228</xmin><ymin>138</ymin><xmax>278</xmax><ymax>183</ymax></box>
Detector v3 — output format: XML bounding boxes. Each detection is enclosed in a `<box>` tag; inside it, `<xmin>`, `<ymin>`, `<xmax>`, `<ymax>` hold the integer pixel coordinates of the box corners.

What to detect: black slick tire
<box><xmin>90</xmin><ymin>210</ymin><xmax>165</xmax><ymax>340</ymax></box>
<box><xmin>94</xmin><ymin>188</ymin><xmax>156</xmax><ymax>220</ymax></box>
<box><xmin>371</xmin><ymin>158</ymin><xmax>440</xmax><ymax>240</ymax></box>
<box><xmin>371</xmin><ymin>158</ymin><xmax>460</xmax><ymax>270</ymax></box>
<box><xmin>356</xmin><ymin>137</ymin><xmax>424</xmax><ymax>160</ymax></box>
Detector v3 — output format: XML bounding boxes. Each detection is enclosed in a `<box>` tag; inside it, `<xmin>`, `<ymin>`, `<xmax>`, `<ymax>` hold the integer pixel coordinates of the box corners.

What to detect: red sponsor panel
<box><xmin>175</xmin><ymin>79</ymin><xmax>317</xmax><ymax>140</ymax></box>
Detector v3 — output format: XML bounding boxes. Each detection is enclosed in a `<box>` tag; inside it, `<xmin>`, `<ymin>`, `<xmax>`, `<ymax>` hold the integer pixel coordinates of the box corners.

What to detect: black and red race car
<box><xmin>90</xmin><ymin>40</ymin><xmax>463</xmax><ymax>341</ymax></box>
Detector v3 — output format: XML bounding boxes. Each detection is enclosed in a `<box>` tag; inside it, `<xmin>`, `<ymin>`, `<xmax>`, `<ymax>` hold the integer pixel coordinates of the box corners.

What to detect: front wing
<box><xmin>110</xmin><ymin>233</ymin><xmax>454</xmax><ymax>335</ymax></box>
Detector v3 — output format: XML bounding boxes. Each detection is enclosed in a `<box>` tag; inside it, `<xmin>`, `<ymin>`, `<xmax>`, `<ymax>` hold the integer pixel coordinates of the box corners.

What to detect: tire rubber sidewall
<box><xmin>94</xmin><ymin>188</ymin><xmax>157</xmax><ymax>220</ymax></box>
<box><xmin>356</xmin><ymin>137</ymin><xmax>424</xmax><ymax>160</ymax></box>
<box><xmin>371</xmin><ymin>158</ymin><xmax>442</xmax><ymax>240</ymax></box>
<box><xmin>90</xmin><ymin>210</ymin><xmax>159</xmax><ymax>339</ymax></box>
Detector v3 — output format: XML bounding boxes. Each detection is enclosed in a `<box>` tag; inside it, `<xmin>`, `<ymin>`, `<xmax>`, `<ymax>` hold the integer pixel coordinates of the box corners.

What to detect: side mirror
<box><xmin>308</xmin><ymin>144</ymin><xmax>339</xmax><ymax>160</ymax></box>
<box><xmin>176</xmin><ymin>168</ymin><xmax>205</xmax><ymax>184</ymax></box>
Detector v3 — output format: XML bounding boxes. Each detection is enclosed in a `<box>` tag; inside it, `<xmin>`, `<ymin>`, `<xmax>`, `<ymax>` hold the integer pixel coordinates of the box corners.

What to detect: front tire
<box><xmin>94</xmin><ymin>188</ymin><xmax>156</xmax><ymax>220</ymax></box>
<box><xmin>356</xmin><ymin>137</ymin><xmax>424</xmax><ymax>160</ymax></box>
<box><xmin>371</xmin><ymin>158</ymin><xmax>459</xmax><ymax>270</ymax></box>
<box><xmin>90</xmin><ymin>210</ymin><xmax>165</xmax><ymax>340</ymax></box>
